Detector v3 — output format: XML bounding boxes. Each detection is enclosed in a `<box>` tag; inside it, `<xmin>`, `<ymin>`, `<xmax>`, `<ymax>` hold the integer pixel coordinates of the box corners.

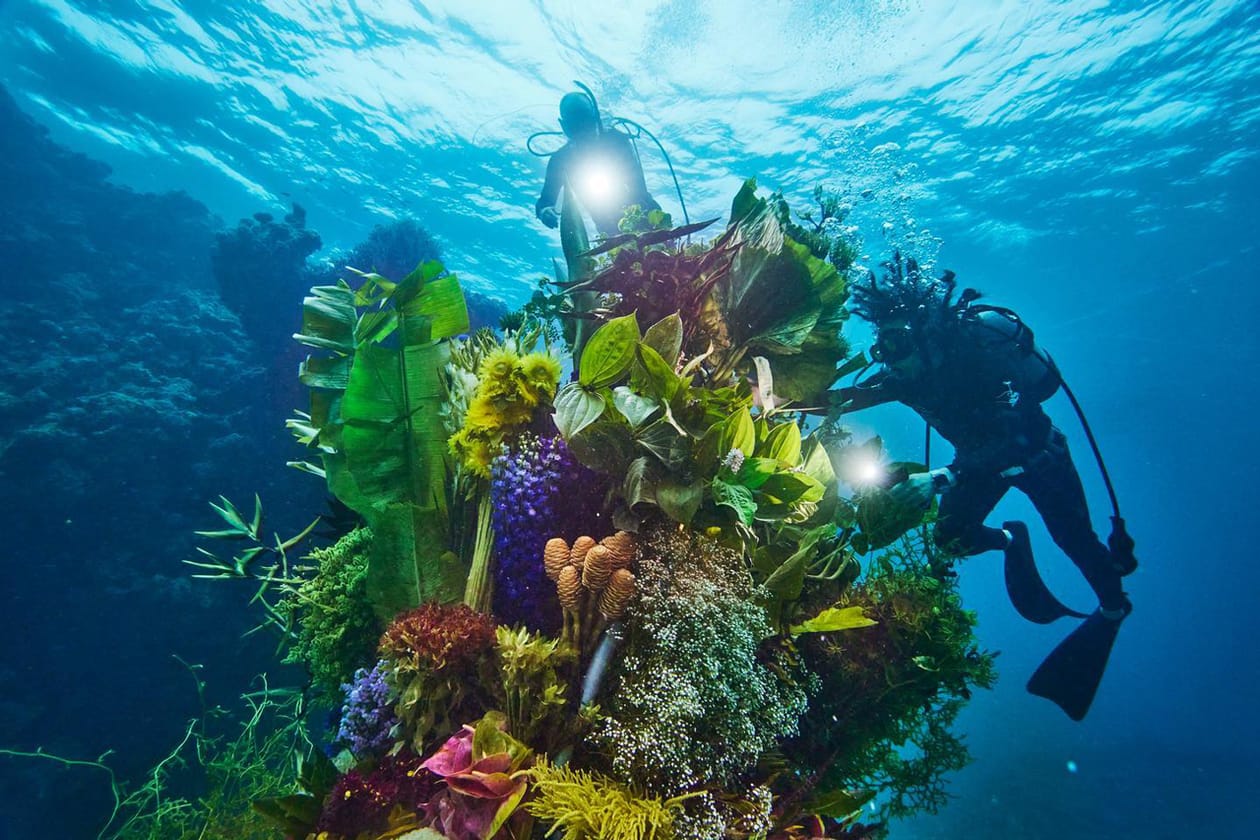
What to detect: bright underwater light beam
<box><xmin>573</xmin><ymin>155</ymin><xmax>622</xmax><ymax>211</ymax></box>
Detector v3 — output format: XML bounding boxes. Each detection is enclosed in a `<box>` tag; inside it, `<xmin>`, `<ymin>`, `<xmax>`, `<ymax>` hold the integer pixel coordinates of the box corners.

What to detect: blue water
<box><xmin>1</xmin><ymin>1</ymin><xmax>1257</xmax><ymax>837</ymax></box>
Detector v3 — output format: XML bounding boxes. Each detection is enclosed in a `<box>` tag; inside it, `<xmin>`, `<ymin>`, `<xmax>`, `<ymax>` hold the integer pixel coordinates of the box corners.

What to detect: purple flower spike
<box><xmin>489</xmin><ymin>434</ymin><xmax>606</xmax><ymax>633</ymax></box>
<box><xmin>337</xmin><ymin>660</ymin><xmax>398</xmax><ymax>758</ymax></box>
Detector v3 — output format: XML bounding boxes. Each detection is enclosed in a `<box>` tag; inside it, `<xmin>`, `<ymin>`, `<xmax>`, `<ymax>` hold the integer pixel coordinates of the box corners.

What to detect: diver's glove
<box><xmin>539</xmin><ymin>207</ymin><xmax>560</xmax><ymax>228</ymax></box>
<box><xmin>889</xmin><ymin>467</ymin><xmax>955</xmax><ymax>510</ymax></box>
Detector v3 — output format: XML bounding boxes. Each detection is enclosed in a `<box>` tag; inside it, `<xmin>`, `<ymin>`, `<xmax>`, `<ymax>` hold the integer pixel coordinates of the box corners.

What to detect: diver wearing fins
<box><xmin>835</xmin><ymin>254</ymin><xmax>1138</xmax><ymax>721</ymax></box>
<box><xmin>533</xmin><ymin>86</ymin><xmax>661</xmax><ymax>238</ymax></box>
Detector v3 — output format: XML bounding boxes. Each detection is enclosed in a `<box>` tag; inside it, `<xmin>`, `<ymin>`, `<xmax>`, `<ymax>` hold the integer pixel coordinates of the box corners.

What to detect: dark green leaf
<box><xmin>729</xmin><ymin>177</ymin><xmax>762</xmax><ymax>225</ymax></box>
<box><xmin>623</xmin><ymin>456</ymin><xmax>656</xmax><ymax>507</ymax></box>
<box><xmin>806</xmin><ymin>788</ymin><xmax>877</xmax><ymax>820</ymax></box>
<box><xmin>568</xmin><ymin>419</ymin><xmax>637</xmax><ymax>473</ymax></box>
<box><xmin>760</xmin><ymin>471</ymin><xmax>825</xmax><ymax>505</ymax></box>
<box><xmin>656</xmin><ymin>481</ymin><xmax>703</xmax><ymax>525</ymax></box>
<box><xmin>712</xmin><ymin>479</ymin><xmax>756</xmax><ymax>526</ymax></box>
<box><xmin>636</xmin><ymin>419</ymin><xmax>690</xmax><ymax>468</ymax></box>
<box><xmin>554</xmin><ymin>384</ymin><xmax>606</xmax><ymax>439</ymax></box>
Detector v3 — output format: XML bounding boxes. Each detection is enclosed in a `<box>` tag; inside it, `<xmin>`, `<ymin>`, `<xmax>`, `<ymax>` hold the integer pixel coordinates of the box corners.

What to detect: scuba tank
<box><xmin>954</xmin><ymin>298</ymin><xmax>1138</xmax><ymax>577</ymax></box>
<box><xmin>963</xmin><ymin>304</ymin><xmax>1063</xmax><ymax>404</ymax></box>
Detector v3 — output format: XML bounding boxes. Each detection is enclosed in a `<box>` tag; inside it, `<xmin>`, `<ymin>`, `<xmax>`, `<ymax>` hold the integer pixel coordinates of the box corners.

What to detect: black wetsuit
<box><xmin>842</xmin><ymin>316</ymin><xmax>1125</xmax><ymax>610</ymax></box>
<box><xmin>535</xmin><ymin>128</ymin><xmax>659</xmax><ymax>237</ymax></box>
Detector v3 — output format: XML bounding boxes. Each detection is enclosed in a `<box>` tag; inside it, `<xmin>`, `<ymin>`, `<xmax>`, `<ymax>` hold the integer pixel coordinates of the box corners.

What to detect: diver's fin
<box><xmin>1002</xmin><ymin>521</ymin><xmax>1089</xmax><ymax>623</ymax></box>
<box><xmin>1027</xmin><ymin>609</ymin><xmax>1125</xmax><ymax>721</ymax></box>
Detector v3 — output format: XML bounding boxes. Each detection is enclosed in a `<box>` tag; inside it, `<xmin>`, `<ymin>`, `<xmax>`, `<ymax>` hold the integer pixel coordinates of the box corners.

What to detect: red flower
<box><xmin>379</xmin><ymin>602</ymin><xmax>497</xmax><ymax>672</ymax></box>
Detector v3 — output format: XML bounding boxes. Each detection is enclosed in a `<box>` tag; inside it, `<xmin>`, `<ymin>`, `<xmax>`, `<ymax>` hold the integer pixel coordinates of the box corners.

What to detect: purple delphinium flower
<box><xmin>337</xmin><ymin>660</ymin><xmax>398</xmax><ymax>758</ymax></box>
<box><xmin>490</xmin><ymin>433</ymin><xmax>605</xmax><ymax>634</ymax></box>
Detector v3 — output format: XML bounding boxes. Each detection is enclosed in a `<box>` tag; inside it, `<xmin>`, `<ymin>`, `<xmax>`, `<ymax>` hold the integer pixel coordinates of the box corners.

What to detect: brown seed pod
<box><xmin>582</xmin><ymin>544</ymin><xmax>613</xmax><ymax>591</ymax></box>
<box><xmin>570</xmin><ymin>535</ymin><xmax>597</xmax><ymax>567</ymax></box>
<box><xmin>557</xmin><ymin>565</ymin><xmax>582</xmax><ymax>610</ymax></box>
<box><xmin>600</xmin><ymin>531</ymin><xmax>637</xmax><ymax>570</ymax></box>
<box><xmin>543</xmin><ymin>537</ymin><xmax>570</xmax><ymax>581</ymax></box>
<box><xmin>599</xmin><ymin>568</ymin><xmax>636</xmax><ymax>620</ymax></box>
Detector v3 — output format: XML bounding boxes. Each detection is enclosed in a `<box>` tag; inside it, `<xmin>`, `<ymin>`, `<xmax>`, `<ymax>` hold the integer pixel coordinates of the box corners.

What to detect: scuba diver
<box><xmin>533</xmin><ymin>86</ymin><xmax>663</xmax><ymax>238</ymax></box>
<box><xmin>835</xmin><ymin>254</ymin><xmax>1138</xmax><ymax>721</ymax></box>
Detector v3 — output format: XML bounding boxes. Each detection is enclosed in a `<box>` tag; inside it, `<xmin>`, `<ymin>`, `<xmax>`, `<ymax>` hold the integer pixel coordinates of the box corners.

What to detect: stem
<box><xmin>463</xmin><ymin>492</ymin><xmax>495</xmax><ymax>612</ymax></box>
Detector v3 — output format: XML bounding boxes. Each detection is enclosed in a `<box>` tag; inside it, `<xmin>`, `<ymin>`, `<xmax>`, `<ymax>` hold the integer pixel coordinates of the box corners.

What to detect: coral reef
<box><xmin>210</xmin><ymin>205</ymin><xmax>322</xmax><ymax>356</ymax></box>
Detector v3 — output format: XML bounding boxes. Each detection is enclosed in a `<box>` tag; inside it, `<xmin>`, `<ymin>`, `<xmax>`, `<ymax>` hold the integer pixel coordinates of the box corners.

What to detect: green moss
<box><xmin>786</xmin><ymin>530</ymin><xmax>997</xmax><ymax>821</ymax></box>
<box><xmin>279</xmin><ymin>527</ymin><xmax>383</xmax><ymax>697</ymax></box>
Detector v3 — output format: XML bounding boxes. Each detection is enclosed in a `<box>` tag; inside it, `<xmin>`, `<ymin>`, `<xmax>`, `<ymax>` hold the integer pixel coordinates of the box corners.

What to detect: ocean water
<box><xmin>0</xmin><ymin>1</ymin><xmax>1257</xmax><ymax>838</ymax></box>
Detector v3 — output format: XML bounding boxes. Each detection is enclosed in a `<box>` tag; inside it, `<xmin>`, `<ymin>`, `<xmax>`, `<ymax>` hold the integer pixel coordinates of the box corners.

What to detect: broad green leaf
<box><xmin>293</xmin><ymin>284</ymin><xmax>356</xmax><ymax>354</ymax></box>
<box><xmin>761</xmin><ymin>421</ymin><xmax>802</xmax><ymax>465</ymax></box>
<box><xmin>401</xmin><ymin>271</ymin><xmax>470</xmax><ymax>341</ymax></box>
<box><xmin>729</xmin><ymin>177</ymin><xmax>761</xmax><ymax>225</ymax></box>
<box><xmin>578</xmin><ymin>313</ymin><xmax>639</xmax><ymax>388</ymax></box>
<box><xmin>339</xmin><ymin>342</ymin><xmax>449</xmax><ymax>517</ymax></box>
<box><xmin>656</xmin><ymin>481</ymin><xmax>704</xmax><ymax>525</ymax></box>
<box><xmin>631</xmin><ymin>343</ymin><xmax>681</xmax><ymax>401</ymax></box>
<box><xmin>761</xmin><ymin>532</ymin><xmax>821</xmax><ymax>601</ymax></box>
<box><xmin>720</xmin><ymin>408</ymin><xmax>756</xmax><ymax>458</ymax></box>
<box><xmin>623</xmin><ymin>456</ymin><xmax>656</xmax><ymax>507</ymax></box>
<box><xmin>567</xmin><ymin>419</ymin><xmax>636</xmax><ymax>473</ymax></box>
<box><xmin>642</xmin><ymin>312</ymin><xmax>684</xmax><ymax>366</ymax></box>
<box><xmin>790</xmin><ymin>606</ymin><xmax>878</xmax><ymax>635</ymax></box>
<box><xmin>366</xmin><ymin>503</ymin><xmax>464</xmax><ymax>621</ymax></box>
<box><xmin>734</xmin><ymin>457</ymin><xmax>778</xmax><ymax>489</ymax></box>
<box><xmin>806</xmin><ymin>788</ymin><xmax>877</xmax><ymax>820</ymax></box>
<box><xmin>759</xmin><ymin>471</ymin><xmax>825</xmax><ymax>505</ymax></box>
<box><xmin>298</xmin><ymin>354</ymin><xmax>351</xmax><ymax>390</ymax></box>
<box><xmin>554</xmin><ymin>384</ymin><xmax>606</xmax><ymax>439</ymax></box>
<box><xmin>799</xmin><ymin>435</ymin><xmax>836</xmax><ymax>486</ymax></box>
<box><xmin>612</xmin><ymin>386</ymin><xmax>659</xmax><ymax>428</ymax></box>
<box><xmin>636</xmin><ymin>419</ymin><xmax>690</xmax><ymax>468</ymax></box>
<box><xmin>712</xmin><ymin>479</ymin><xmax>756</xmax><ymax>526</ymax></box>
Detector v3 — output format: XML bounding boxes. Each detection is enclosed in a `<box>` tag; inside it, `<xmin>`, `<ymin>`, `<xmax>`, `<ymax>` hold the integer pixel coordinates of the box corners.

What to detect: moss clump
<box><xmin>786</xmin><ymin>532</ymin><xmax>997</xmax><ymax>820</ymax></box>
<box><xmin>591</xmin><ymin>520</ymin><xmax>813</xmax><ymax>796</ymax></box>
<box><xmin>280</xmin><ymin>527</ymin><xmax>382</xmax><ymax>697</ymax></box>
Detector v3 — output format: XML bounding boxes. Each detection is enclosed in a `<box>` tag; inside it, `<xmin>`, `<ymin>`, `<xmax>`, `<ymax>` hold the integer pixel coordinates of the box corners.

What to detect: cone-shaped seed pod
<box><xmin>544</xmin><ymin>537</ymin><xmax>570</xmax><ymax>581</ymax></box>
<box><xmin>599</xmin><ymin>568</ymin><xmax>636</xmax><ymax>620</ymax></box>
<box><xmin>570</xmin><ymin>535</ymin><xmax>596</xmax><ymax>569</ymax></box>
<box><xmin>557</xmin><ymin>565</ymin><xmax>582</xmax><ymax>610</ymax></box>
<box><xmin>601</xmin><ymin>531</ymin><xmax>637</xmax><ymax>570</ymax></box>
<box><xmin>582</xmin><ymin>544</ymin><xmax>613</xmax><ymax>591</ymax></box>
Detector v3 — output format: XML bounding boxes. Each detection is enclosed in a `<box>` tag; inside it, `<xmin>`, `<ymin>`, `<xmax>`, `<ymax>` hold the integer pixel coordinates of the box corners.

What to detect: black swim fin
<box><xmin>1002</xmin><ymin>521</ymin><xmax>1089</xmax><ymax>624</ymax></box>
<box><xmin>1027</xmin><ymin>608</ymin><xmax>1126</xmax><ymax>721</ymax></box>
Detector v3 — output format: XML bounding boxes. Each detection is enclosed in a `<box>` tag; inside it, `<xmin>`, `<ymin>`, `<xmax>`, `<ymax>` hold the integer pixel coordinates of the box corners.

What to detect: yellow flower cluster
<box><xmin>448</xmin><ymin>346</ymin><xmax>562</xmax><ymax>477</ymax></box>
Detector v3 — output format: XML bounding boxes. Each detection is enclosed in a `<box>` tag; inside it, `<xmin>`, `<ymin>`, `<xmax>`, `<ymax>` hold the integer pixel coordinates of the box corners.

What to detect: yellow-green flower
<box><xmin>519</xmin><ymin>351</ymin><xmax>562</xmax><ymax>404</ymax></box>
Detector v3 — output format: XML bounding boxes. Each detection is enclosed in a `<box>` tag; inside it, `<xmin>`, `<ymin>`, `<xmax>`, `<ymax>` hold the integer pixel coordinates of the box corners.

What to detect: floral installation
<box><xmin>188</xmin><ymin>181</ymin><xmax>995</xmax><ymax>840</ymax></box>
